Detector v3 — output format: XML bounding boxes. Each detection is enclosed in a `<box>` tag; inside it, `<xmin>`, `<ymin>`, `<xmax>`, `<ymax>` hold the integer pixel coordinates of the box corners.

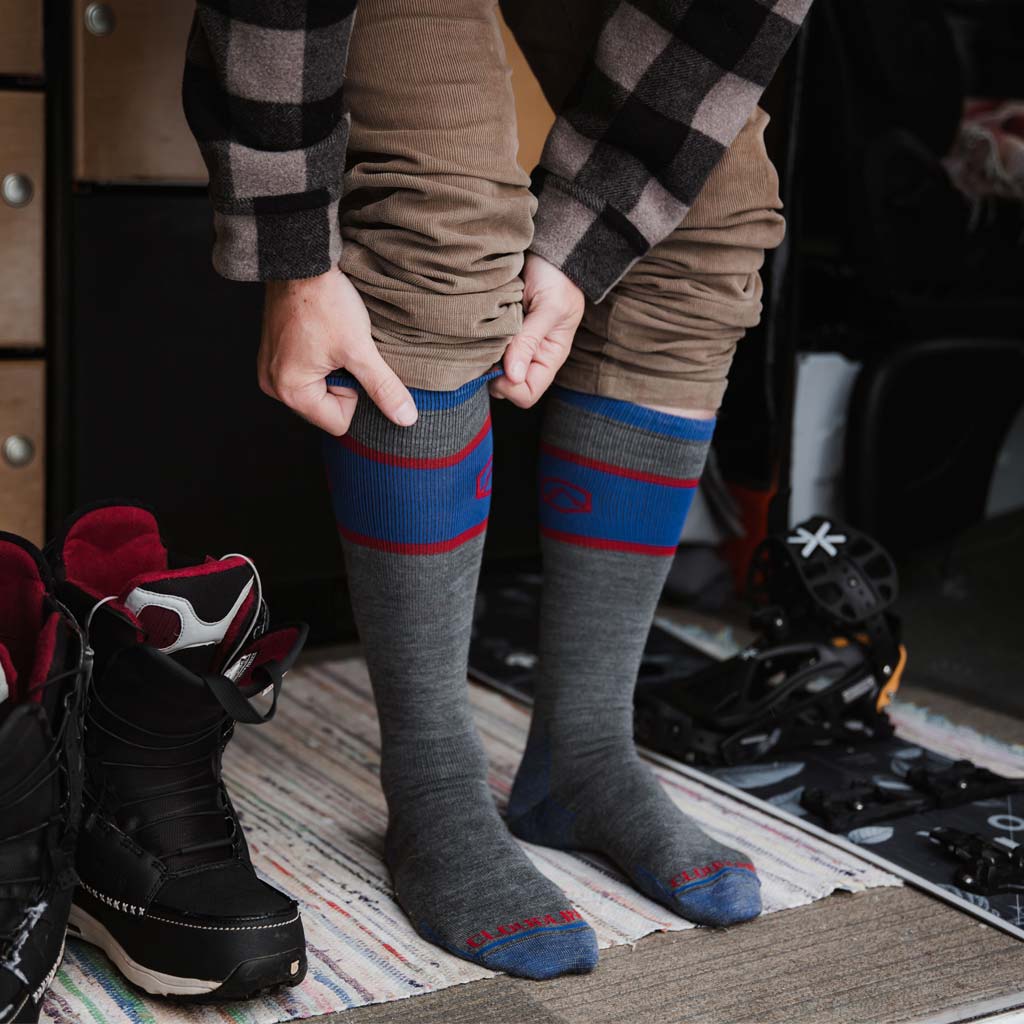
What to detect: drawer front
<box><xmin>0</xmin><ymin>90</ymin><xmax>45</xmax><ymax>348</ymax></box>
<box><xmin>74</xmin><ymin>0</ymin><xmax>207</xmax><ymax>183</ymax></box>
<box><xmin>0</xmin><ymin>360</ymin><xmax>46</xmax><ymax>546</ymax></box>
<box><xmin>0</xmin><ymin>1</ymin><xmax>44</xmax><ymax>77</ymax></box>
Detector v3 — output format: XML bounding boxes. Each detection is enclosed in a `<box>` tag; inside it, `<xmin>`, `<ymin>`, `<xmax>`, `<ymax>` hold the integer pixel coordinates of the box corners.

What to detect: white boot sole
<box><xmin>67</xmin><ymin>905</ymin><xmax>220</xmax><ymax>997</ymax></box>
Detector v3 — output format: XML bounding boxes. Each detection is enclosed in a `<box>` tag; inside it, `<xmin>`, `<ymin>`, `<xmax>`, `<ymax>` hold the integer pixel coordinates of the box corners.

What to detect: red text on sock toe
<box><xmin>670</xmin><ymin>860</ymin><xmax>756</xmax><ymax>889</ymax></box>
<box><xmin>465</xmin><ymin>908</ymin><xmax>584</xmax><ymax>949</ymax></box>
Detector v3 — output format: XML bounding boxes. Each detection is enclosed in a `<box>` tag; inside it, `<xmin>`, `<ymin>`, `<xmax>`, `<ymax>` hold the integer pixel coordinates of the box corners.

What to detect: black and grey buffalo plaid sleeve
<box><xmin>529</xmin><ymin>0</ymin><xmax>812</xmax><ymax>302</ymax></box>
<box><xmin>182</xmin><ymin>1</ymin><xmax>355</xmax><ymax>282</ymax></box>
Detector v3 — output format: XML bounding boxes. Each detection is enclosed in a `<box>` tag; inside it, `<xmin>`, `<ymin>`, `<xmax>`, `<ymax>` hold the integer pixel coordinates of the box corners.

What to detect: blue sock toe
<box><xmin>672</xmin><ymin>866</ymin><xmax>762</xmax><ymax>927</ymax></box>
<box><xmin>478</xmin><ymin>921</ymin><xmax>599</xmax><ymax>980</ymax></box>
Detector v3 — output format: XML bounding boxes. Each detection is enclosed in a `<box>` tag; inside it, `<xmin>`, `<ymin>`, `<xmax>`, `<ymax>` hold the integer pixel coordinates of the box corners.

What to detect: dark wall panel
<box><xmin>69</xmin><ymin>190</ymin><xmax>348</xmax><ymax>641</ymax></box>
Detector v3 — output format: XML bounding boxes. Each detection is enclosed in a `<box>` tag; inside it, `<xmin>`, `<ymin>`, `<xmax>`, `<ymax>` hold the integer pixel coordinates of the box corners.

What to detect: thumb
<box><xmin>346</xmin><ymin>343</ymin><xmax>418</xmax><ymax>427</ymax></box>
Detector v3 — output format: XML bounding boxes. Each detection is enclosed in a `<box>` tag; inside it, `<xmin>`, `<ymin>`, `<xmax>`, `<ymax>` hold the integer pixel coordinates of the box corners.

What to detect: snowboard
<box><xmin>469</xmin><ymin>573</ymin><xmax>1024</xmax><ymax>940</ymax></box>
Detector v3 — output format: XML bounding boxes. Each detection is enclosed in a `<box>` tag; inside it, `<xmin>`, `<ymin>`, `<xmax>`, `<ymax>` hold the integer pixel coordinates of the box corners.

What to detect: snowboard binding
<box><xmin>634</xmin><ymin>517</ymin><xmax>907</xmax><ymax>766</ymax></box>
<box><xmin>800</xmin><ymin>779</ymin><xmax>931</xmax><ymax>832</ymax></box>
<box><xmin>928</xmin><ymin>827</ymin><xmax>1024</xmax><ymax>897</ymax></box>
<box><xmin>799</xmin><ymin>760</ymin><xmax>1024</xmax><ymax>831</ymax></box>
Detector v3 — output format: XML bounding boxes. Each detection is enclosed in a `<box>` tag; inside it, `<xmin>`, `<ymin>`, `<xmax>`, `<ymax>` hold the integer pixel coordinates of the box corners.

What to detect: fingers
<box><xmin>326</xmin><ymin>385</ymin><xmax>360</xmax><ymax>432</ymax></box>
<box><xmin>489</xmin><ymin>356</ymin><xmax>559</xmax><ymax>409</ymax></box>
<box><xmin>345</xmin><ymin>345</ymin><xmax>418</xmax><ymax>427</ymax></box>
<box><xmin>504</xmin><ymin>305</ymin><xmax>561</xmax><ymax>385</ymax></box>
<box><xmin>283</xmin><ymin>381</ymin><xmax>358</xmax><ymax>437</ymax></box>
<box><xmin>258</xmin><ymin>268</ymin><xmax>419</xmax><ymax>432</ymax></box>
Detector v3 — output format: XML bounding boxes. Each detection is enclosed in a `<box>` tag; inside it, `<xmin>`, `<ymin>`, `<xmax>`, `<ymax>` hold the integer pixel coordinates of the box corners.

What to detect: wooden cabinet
<box><xmin>0</xmin><ymin>360</ymin><xmax>46</xmax><ymax>545</ymax></box>
<box><xmin>0</xmin><ymin>91</ymin><xmax>45</xmax><ymax>348</ymax></box>
<box><xmin>0</xmin><ymin>1</ymin><xmax>44</xmax><ymax>77</ymax></box>
<box><xmin>73</xmin><ymin>0</ymin><xmax>206</xmax><ymax>183</ymax></box>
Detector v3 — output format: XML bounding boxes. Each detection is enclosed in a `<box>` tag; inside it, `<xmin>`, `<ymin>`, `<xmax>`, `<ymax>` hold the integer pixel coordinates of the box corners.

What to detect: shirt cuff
<box><xmin>211</xmin><ymin>199</ymin><xmax>342</xmax><ymax>282</ymax></box>
<box><xmin>528</xmin><ymin>172</ymin><xmax>648</xmax><ymax>304</ymax></box>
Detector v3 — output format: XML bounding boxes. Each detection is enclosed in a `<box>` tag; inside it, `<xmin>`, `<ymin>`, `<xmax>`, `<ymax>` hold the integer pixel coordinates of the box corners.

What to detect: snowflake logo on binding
<box><xmin>475</xmin><ymin>456</ymin><xmax>493</xmax><ymax>499</ymax></box>
<box><xmin>787</xmin><ymin>520</ymin><xmax>847</xmax><ymax>558</ymax></box>
<box><xmin>540</xmin><ymin>477</ymin><xmax>592</xmax><ymax>514</ymax></box>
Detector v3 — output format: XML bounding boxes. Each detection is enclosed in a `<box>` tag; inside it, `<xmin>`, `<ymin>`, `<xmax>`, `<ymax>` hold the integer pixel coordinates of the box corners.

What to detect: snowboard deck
<box><xmin>469</xmin><ymin>574</ymin><xmax>1024</xmax><ymax>940</ymax></box>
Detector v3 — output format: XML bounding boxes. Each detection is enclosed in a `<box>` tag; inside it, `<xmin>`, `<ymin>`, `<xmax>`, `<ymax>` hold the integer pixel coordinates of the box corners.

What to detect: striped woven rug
<box><xmin>42</xmin><ymin>657</ymin><xmax>898</xmax><ymax>1023</ymax></box>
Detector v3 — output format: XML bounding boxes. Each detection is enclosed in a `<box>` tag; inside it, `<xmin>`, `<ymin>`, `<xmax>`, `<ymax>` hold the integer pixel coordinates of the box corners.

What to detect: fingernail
<box><xmin>395</xmin><ymin>401</ymin><xmax>418</xmax><ymax>426</ymax></box>
<box><xmin>509</xmin><ymin>360</ymin><xmax>526</xmax><ymax>382</ymax></box>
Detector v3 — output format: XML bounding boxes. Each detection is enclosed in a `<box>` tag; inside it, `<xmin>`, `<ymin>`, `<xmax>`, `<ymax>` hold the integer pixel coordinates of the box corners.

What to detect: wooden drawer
<box><xmin>0</xmin><ymin>90</ymin><xmax>44</xmax><ymax>348</ymax></box>
<box><xmin>0</xmin><ymin>360</ymin><xmax>45</xmax><ymax>546</ymax></box>
<box><xmin>74</xmin><ymin>0</ymin><xmax>206</xmax><ymax>183</ymax></box>
<box><xmin>0</xmin><ymin>1</ymin><xmax>44</xmax><ymax>77</ymax></box>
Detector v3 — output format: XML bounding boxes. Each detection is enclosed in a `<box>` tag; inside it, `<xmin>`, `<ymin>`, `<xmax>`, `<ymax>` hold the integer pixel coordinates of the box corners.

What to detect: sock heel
<box><xmin>507</xmin><ymin>729</ymin><xmax>577</xmax><ymax>848</ymax></box>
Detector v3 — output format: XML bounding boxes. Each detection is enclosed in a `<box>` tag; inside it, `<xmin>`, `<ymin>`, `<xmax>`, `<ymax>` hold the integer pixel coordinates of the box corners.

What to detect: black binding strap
<box><xmin>203</xmin><ymin>665</ymin><xmax>282</xmax><ymax>725</ymax></box>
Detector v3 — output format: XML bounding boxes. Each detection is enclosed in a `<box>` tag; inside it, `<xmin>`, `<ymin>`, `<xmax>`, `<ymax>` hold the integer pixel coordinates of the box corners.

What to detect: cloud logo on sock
<box><xmin>541</xmin><ymin>478</ymin><xmax>592</xmax><ymax>514</ymax></box>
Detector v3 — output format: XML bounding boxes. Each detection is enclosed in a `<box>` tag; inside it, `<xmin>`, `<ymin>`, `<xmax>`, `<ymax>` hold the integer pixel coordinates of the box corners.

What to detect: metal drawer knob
<box><xmin>2</xmin><ymin>435</ymin><xmax>35</xmax><ymax>469</ymax></box>
<box><xmin>84</xmin><ymin>2</ymin><xmax>116</xmax><ymax>36</ymax></box>
<box><xmin>1</xmin><ymin>174</ymin><xmax>33</xmax><ymax>208</ymax></box>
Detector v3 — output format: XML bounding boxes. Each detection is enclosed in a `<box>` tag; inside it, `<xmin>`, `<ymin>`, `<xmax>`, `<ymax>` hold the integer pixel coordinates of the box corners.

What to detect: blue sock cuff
<box><xmin>327</xmin><ymin>369</ymin><xmax>503</xmax><ymax>412</ymax></box>
<box><xmin>550</xmin><ymin>386</ymin><xmax>716</xmax><ymax>443</ymax></box>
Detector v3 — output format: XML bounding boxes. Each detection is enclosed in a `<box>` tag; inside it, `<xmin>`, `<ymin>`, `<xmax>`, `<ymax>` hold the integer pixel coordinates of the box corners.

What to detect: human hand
<box><xmin>489</xmin><ymin>253</ymin><xmax>585</xmax><ymax>408</ymax></box>
<box><xmin>258</xmin><ymin>267</ymin><xmax>417</xmax><ymax>435</ymax></box>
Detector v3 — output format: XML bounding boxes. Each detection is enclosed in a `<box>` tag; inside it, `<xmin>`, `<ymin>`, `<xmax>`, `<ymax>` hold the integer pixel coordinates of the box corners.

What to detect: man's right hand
<box><xmin>258</xmin><ymin>267</ymin><xmax>418</xmax><ymax>436</ymax></box>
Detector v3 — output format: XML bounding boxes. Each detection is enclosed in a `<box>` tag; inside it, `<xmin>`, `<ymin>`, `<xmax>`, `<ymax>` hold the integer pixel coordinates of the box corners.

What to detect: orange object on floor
<box><xmin>721</xmin><ymin>481</ymin><xmax>777</xmax><ymax>595</ymax></box>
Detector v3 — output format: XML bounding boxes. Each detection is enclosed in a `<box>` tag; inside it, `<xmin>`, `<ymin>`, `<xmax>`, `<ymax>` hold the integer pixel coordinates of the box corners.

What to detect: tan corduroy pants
<box><xmin>340</xmin><ymin>0</ymin><xmax>786</xmax><ymax>409</ymax></box>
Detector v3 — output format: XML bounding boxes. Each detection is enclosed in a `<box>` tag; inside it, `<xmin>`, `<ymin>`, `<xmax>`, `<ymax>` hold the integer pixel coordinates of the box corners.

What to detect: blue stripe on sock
<box><xmin>324</xmin><ymin>436</ymin><xmax>492</xmax><ymax>550</ymax></box>
<box><xmin>551</xmin><ymin>386</ymin><xmax>717</xmax><ymax>442</ymax></box>
<box><xmin>322</xmin><ymin>374</ymin><xmax>494</xmax><ymax>549</ymax></box>
<box><xmin>538</xmin><ymin>446</ymin><xmax>697</xmax><ymax>552</ymax></box>
<box><xmin>326</xmin><ymin>368</ymin><xmax>502</xmax><ymax>411</ymax></box>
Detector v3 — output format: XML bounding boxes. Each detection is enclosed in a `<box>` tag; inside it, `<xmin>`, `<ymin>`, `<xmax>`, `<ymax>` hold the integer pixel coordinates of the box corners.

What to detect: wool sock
<box><xmin>508</xmin><ymin>386</ymin><xmax>761</xmax><ymax>927</ymax></box>
<box><xmin>323</xmin><ymin>371</ymin><xmax>598</xmax><ymax>979</ymax></box>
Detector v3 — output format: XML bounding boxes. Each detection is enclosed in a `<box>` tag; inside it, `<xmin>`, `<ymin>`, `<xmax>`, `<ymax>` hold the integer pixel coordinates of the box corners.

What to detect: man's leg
<box><xmin>324</xmin><ymin>0</ymin><xmax>598</xmax><ymax>979</ymax></box>
<box><xmin>340</xmin><ymin>0</ymin><xmax>537</xmax><ymax>391</ymax></box>
<box><xmin>509</xmin><ymin>110</ymin><xmax>787</xmax><ymax>924</ymax></box>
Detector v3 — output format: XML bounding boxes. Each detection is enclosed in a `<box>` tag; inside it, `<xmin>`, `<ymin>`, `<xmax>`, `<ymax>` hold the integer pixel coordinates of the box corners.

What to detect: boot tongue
<box><xmin>120</xmin><ymin>558</ymin><xmax>257</xmax><ymax>676</ymax></box>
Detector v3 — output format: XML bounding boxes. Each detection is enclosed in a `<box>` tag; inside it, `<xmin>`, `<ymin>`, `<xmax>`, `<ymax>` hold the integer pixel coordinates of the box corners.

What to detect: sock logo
<box><xmin>124</xmin><ymin>579</ymin><xmax>253</xmax><ymax>655</ymax></box>
<box><xmin>670</xmin><ymin>860</ymin><xmax>756</xmax><ymax>889</ymax></box>
<box><xmin>465</xmin><ymin>908</ymin><xmax>584</xmax><ymax>949</ymax></box>
<box><xmin>540</xmin><ymin>477</ymin><xmax>592</xmax><ymax>514</ymax></box>
<box><xmin>476</xmin><ymin>455</ymin><xmax>493</xmax><ymax>499</ymax></box>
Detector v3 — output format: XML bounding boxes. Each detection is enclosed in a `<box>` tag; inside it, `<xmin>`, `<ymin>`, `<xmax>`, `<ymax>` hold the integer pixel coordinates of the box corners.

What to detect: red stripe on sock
<box><xmin>540</xmin><ymin>526</ymin><xmax>677</xmax><ymax>556</ymax></box>
<box><xmin>339</xmin><ymin>519</ymin><xmax>488</xmax><ymax>554</ymax></box>
<box><xmin>339</xmin><ymin>416</ymin><xmax>491</xmax><ymax>469</ymax></box>
<box><xmin>540</xmin><ymin>442</ymin><xmax>698</xmax><ymax>488</ymax></box>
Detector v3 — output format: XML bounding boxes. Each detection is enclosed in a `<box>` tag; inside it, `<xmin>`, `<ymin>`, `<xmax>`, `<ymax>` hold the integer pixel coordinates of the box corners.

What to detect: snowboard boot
<box><xmin>49</xmin><ymin>503</ymin><xmax>308</xmax><ymax>1001</ymax></box>
<box><xmin>0</xmin><ymin>535</ymin><xmax>89</xmax><ymax>1024</ymax></box>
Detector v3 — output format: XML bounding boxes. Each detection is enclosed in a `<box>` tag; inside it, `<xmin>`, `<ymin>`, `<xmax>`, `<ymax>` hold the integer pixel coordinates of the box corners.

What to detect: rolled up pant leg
<box><xmin>556</xmin><ymin>107</ymin><xmax>787</xmax><ymax>410</ymax></box>
<box><xmin>340</xmin><ymin>0</ymin><xmax>536</xmax><ymax>391</ymax></box>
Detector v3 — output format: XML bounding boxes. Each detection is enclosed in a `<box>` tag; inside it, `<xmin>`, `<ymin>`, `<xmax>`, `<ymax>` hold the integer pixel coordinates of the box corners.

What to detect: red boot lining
<box><xmin>62</xmin><ymin>505</ymin><xmax>168</xmax><ymax>598</ymax></box>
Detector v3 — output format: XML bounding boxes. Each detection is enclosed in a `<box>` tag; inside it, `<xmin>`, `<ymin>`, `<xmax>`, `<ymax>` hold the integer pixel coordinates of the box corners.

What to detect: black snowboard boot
<box><xmin>0</xmin><ymin>535</ymin><xmax>88</xmax><ymax>1024</ymax></box>
<box><xmin>49</xmin><ymin>503</ymin><xmax>308</xmax><ymax>1001</ymax></box>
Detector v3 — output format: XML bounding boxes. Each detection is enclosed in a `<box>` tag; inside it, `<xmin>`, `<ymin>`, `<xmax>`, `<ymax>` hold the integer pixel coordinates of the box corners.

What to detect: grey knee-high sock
<box><xmin>508</xmin><ymin>386</ymin><xmax>761</xmax><ymax>926</ymax></box>
<box><xmin>323</xmin><ymin>373</ymin><xmax>597</xmax><ymax>979</ymax></box>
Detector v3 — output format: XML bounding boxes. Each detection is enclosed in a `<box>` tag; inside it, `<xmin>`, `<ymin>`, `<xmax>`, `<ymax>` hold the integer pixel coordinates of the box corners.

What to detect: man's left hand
<box><xmin>490</xmin><ymin>253</ymin><xmax>585</xmax><ymax>408</ymax></box>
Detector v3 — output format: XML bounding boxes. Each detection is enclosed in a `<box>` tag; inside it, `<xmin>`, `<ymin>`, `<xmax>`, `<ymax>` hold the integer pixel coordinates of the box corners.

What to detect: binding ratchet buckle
<box><xmin>928</xmin><ymin>827</ymin><xmax>1024</xmax><ymax>897</ymax></box>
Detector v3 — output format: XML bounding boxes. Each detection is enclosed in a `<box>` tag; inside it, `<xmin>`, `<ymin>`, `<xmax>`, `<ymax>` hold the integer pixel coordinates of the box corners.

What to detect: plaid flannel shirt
<box><xmin>183</xmin><ymin>0</ymin><xmax>811</xmax><ymax>301</ymax></box>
